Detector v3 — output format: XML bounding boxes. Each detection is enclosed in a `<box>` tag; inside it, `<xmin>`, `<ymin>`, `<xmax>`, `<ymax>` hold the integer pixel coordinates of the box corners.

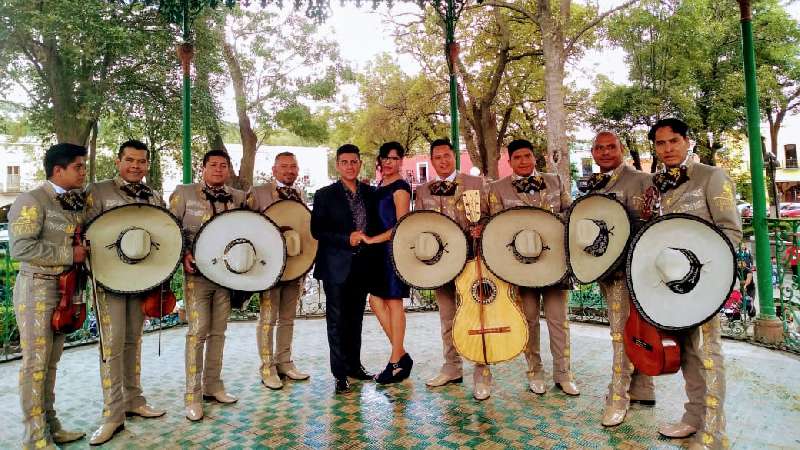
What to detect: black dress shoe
<box><xmin>398</xmin><ymin>353</ymin><xmax>413</xmax><ymax>380</ymax></box>
<box><xmin>631</xmin><ymin>398</ymin><xmax>656</xmax><ymax>406</ymax></box>
<box><xmin>335</xmin><ymin>378</ymin><xmax>351</xmax><ymax>394</ymax></box>
<box><xmin>374</xmin><ymin>361</ymin><xmax>402</xmax><ymax>385</ymax></box>
<box><xmin>347</xmin><ymin>365</ymin><xmax>374</xmax><ymax>380</ymax></box>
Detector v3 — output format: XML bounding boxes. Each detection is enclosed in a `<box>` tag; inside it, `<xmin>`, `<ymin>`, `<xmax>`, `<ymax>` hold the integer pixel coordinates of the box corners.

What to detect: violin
<box><xmin>622</xmin><ymin>185</ymin><xmax>680</xmax><ymax>376</ymax></box>
<box><xmin>141</xmin><ymin>283</ymin><xmax>177</xmax><ymax>318</ymax></box>
<box><xmin>52</xmin><ymin>226</ymin><xmax>88</xmax><ymax>334</ymax></box>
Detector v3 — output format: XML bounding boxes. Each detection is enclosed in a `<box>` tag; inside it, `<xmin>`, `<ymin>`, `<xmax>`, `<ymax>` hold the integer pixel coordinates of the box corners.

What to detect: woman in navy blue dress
<box><xmin>364</xmin><ymin>142</ymin><xmax>413</xmax><ymax>384</ymax></box>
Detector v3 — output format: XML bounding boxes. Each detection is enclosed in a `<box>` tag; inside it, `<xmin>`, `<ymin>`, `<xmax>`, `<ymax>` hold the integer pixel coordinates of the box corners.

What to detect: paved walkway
<box><xmin>0</xmin><ymin>312</ymin><xmax>797</xmax><ymax>449</ymax></box>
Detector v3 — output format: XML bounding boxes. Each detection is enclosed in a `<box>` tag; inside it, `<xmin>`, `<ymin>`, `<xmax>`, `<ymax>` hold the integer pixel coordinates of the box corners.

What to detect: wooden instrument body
<box><xmin>52</xmin><ymin>228</ymin><xmax>88</xmax><ymax>334</ymax></box>
<box><xmin>623</xmin><ymin>300</ymin><xmax>680</xmax><ymax>376</ymax></box>
<box><xmin>141</xmin><ymin>283</ymin><xmax>177</xmax><ymax>318</ymax></box>
<box><xmin>453</xmin><ymin>258</ymin><xmax>528</xmax><ymax>364</ymax></box>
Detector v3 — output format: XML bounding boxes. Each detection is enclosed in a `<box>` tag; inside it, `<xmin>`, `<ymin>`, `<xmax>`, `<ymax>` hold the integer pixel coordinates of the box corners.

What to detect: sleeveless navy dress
<box><xmin>367</xmin><ymin>179</ymin><xmax>411</xmax><ymax>299</ymax></box>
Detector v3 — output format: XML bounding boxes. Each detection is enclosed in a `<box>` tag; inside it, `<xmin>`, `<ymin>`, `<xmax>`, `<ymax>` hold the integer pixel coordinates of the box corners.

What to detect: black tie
<box><xmin>277</xmin><ymin>186</ymin><xmax>302</xmax><ymax>202</ymax></box>
<box><xmin>653</xmin><ymin>166</ymin><xmax>689</xmax><ymax>193</ymax></box>
<box><xmin>430</xmin><ymin>180</ymin><xmax>457</xmax><ymax>196</ymax></box>
<box><xmin>511</xmin><ymin>175</ymin><xmax>545</xmax><ymax>193</ymax></box>
<box><xmin>579</xmin><ymin>173</ymin><xmax>612</xmax><ymax>193</ymax></box>
<box><xmin>120</xmin><ymin>182</ymin><xmax>153</xmax><ymax>200</ymax></box>
<box><xmin>56</xmin><ymin>191</ymin><xmax>86</xmax><ymax>211</ymax></box>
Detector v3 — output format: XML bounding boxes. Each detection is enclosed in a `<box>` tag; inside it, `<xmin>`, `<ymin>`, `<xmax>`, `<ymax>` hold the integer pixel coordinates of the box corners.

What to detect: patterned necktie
<box><xmin>430</xmin><ymin>180</ymin><xmax>457</xmax><ymax>196</ymax></box>
<box><xmin>579</xmin><ymin>173</ymin><xmax>612</xmax><ymax>193</ymax></box>
<box><xmin>202</xmin><ymin>185</ymin><xmax>233</xmax><ymax>204</ymax></box>
<box><xmin>56</xmin><ymin>191</ymin><xmax>86</xmax><ymax>211</ymax></box>
<box><xmin>653</xmin><ymin>166</ymin><xmax>689</xmax><ymax>193</ymax></box>
<box><xmin>511</xmin><ymin>175</ymin><xmax>545</xmax><ymax>194</ymax></box>
<box><xmin>120</xmin><ymin>182</ymin><xmax>153</xmax><ymax>200</ymax></box>
<box><xmin>277</xmin><ymin>186</ymin><xmax>302</xmax><ymax>202</ymax></box>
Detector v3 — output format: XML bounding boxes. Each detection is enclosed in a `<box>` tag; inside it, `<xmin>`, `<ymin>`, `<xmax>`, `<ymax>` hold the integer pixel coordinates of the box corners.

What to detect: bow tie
<box><xmin>202</xmin><ymin>186</ymin><xmax>233</xmax><ymax>204</ymax></box>
<box><xmin>277</xmin><ymin>186</ymin><xmax>302</xmax><ymax>202</ymax></box>
<box><xmin>56</xmin><ymin>191</ymin><xmax>86</xmax><ymax>211</ymax></box>
<box><xmin>511</xmin><ymin>175</ymin><xmax>545</xmax><ymax>194</ymax></box>
<box><xmin>120</xmin><ymin>182</ymin><xmax>153</xmax><ymax>200</ymax></box>
<box><xmin>430</xmin><ymin>180</ymin><xmax>457</xmax><ymax>196</ymax></box>
<box><xmin>653</xmin><ymin>166</ymin><xmax>689</xmax><ymax>193</ymax></box>
<box><xmin>579</xmin><ymin>173</ymin><xmax>612</xmax><ymax>193</ymax></box>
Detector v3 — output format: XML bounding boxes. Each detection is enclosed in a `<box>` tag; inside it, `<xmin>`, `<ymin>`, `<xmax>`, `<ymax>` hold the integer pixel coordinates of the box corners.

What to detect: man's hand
<box><xmin>183</xmin><ymin>252</ymin><xmax>196</xmax><ymax>274</ymax></box>
<box><xmin>72</xmin><ymin>244</ymin><xmax>88</xmax><ymax>264</ymax></box>
<box><xmin>349</xmin><ymin>231</ymin><xmax>365</xmax><ymax>247</ymax></box>
<box><xmin>469</xmin><ymin>224</ymin><xmax>483</xmax><ymax>239</ymax></box>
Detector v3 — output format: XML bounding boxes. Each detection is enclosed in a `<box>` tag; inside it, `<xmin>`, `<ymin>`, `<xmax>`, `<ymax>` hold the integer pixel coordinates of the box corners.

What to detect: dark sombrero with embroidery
<box><xmin>480</xmin><ymin>206</ymin><xmax>568</xmax><ymax>288</ymax></box>
<box><xmin>390</xmin><ymin>210</ymin><xmax>469</xmax><ymax>290</ymax></box>
<box><xmin>193</xmin><ymin>209</ymin><xmax>286</xmax><ymax>292</ymax></box>
<box><xmin>85</xmin><ymin>203</ymin><xmax>183</xmax><ymax>294</ymax></box>
<box><xmin>566</xmin><ymin>193</ymin><xmax>632</xmax><ymax>284</ymax></box>
<box><xmin>626</xmin><ymin>213</ymin><xmax>736</xmax><ymax>331</ymax></box>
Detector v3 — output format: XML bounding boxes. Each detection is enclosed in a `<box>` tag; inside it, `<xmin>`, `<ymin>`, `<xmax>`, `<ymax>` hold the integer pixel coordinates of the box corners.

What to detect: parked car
<box><xmin>780</xmin><ymin>203</ymin><xmax>800</xmax><ymax>218</ymax></box>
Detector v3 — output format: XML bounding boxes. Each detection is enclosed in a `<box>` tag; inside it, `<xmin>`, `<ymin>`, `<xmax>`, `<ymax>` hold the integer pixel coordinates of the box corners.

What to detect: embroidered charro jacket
<box><xmin>488</xmin><ymin>172</ymin><xmax>571</xmax><ymax>216</ymax></box>
<box><xmin>8</xmin><ymin>183</ymin><xmax>85</xmax><ymax>276</ymax></box>
<box><xmin>658</xmin><ymin>161</ymin><xmax>742</xmax><ymax>248</ymax></box>
<box><xmin>413</xmin><ymin>172</ymin><xmax>489</xmax><ymax>231</ymax></box>
<box><xmin>586</xmin><ymin>164</ymin><xmax>653</xmax><ymax>222</ymax></box>
<box><xmin>85</xmin><ymin>176</ymin><xmax>165</xmax><ymax>222</ymax></box>
<box><xmin>169</xmin><ymin>183</ymin><xmax>246</xmax><ymax>249</ymax></box>
<box><xmin>246</xmin><ymin>181</ymin><xmax>302</xmax><ymax>213</ymax></box>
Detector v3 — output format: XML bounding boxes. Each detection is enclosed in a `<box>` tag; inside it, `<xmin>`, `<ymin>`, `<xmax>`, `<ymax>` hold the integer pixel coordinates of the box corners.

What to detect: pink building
<box><xmin>399</xmin><ymin>152</ymin><xmax>514</xmax><ymax>190</ymax></box>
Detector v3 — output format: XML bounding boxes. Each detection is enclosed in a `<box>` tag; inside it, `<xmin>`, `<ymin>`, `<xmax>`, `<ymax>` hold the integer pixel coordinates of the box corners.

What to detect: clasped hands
<box><xmin>349</xmin><ymin>231</ymin><xmax>377</xmax><ymax>246</ymax></box>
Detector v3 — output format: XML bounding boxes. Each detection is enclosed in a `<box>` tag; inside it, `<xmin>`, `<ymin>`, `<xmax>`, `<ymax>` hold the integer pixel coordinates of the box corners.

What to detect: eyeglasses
<box><xmin>380</xmin><ymin>156</ymin><xmax>402</xmax><ymax>161</ymax></box>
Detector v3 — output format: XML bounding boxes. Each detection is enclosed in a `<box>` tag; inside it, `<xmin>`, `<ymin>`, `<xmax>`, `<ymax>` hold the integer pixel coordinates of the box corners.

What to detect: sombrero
<box><xmin>567</xmin><ymin>193</ymin><xmax>631</xmax><ymax>284</ymax></box>
<box><xmin>263</xmin><ymin>200</ymin><xmax>317</xmax><ymax>281</ymax></box>
<box><xmin>626</xmin><ymin>213</ymin><xmax>736</xmax><ymax>331</ymax></box>
<box><xmin>391</xmin><ymin>210</ymin><xmax>468</xmax><ymax>290</ymax></box>
<box><xmin>85</xmin><ymin>204</ymin><xmax>183</xmax><ymax>294</ymax></box>
<box><xmin>481</xmin><ymin>206</ymin><xmax>567</xmax><ymax>288</ymax></box>
<box><xmin>193</xmin><ymin>209</ymin><xmax>286</xmax><ymax>292</ymax></box>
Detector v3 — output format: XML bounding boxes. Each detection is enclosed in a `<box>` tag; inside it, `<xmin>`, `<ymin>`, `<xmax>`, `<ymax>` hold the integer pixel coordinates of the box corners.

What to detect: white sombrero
<box><xmin>626</xmin><ymin>213</ymin><xmax>736</xmax><ymax>331</ymax></box>
<box><xmin>567</xmin><ymin>194</ymin><xmax>631</xmax><ymax>284</ymax></box>
<box><xmin>391</xmin><ymin>210</ymin><xmax>468</xmax><ymax>290</ymax></box>
<box><xmin>193</xmin><ymin>209</ymin><xmax>286</xmax><ymax>292</ymax></box>
<box><xmin>263</xmin><ymin>200</ymin><xmax>318</xmax><ymax>282</ymax></box>
<box><xmin>481</xmin><ymin>206</ymin><xmax>567</xmax><ymax>288</ymax></box>
<box><xmin>86</xmin><ymin>204</ymin><xmax>183</xmax><ymax>294</ymax></box>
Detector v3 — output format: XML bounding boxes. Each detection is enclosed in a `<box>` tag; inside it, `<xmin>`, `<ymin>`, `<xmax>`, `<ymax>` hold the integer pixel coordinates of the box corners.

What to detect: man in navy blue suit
<box><xmin>311</xmin><ymin>144</ymin><xmax>375</xmax><ymax>393</ymax></box>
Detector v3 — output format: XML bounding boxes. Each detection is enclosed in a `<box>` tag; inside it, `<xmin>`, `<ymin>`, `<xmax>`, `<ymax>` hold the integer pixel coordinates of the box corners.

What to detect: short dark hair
<box><xmin>202</xmin><ymin>149</ymin><xmax>232</xmax><ymax>166</ymax></box>
<box><xmin>44</xmin><ymin>143</ymin><xmax>87</xmax><ymax>178</ymax></box>
<box><xmin>336</xmin><ymin>144</ymin><xmax>360</xmax><ymax>159</ymax></box>
<box><xmin>274</xmin><ymin>151</ymin><xmax>296</xmax><ymax>163</ymax></box>
<box><xmin>378</xmin><ymin>141</ymin><xmax>405</xmax><ymax>159</ymax></box>
<box><xmin>118</xmin><ymin>139</ymin><xmax>150</xmax><ymax>159</ymax></box>
<box><xmin>429</xmin><ymin>138</ymin><xmax>453</xmax><ymax>156</ymax></box>
<box><xmin>648</xmin><ymin>118</ymin><xmax>689</xmax><ymax>142</ymax></box>
<box><xmin>507</xmin><ymin>139</ymin><xmax>534</xmax><ymax>157</ymax></box>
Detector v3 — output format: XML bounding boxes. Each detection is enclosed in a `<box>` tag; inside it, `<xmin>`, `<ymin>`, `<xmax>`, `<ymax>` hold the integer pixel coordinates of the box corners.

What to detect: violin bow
<box><xmin>85</xmin><ymin>243</ymin><xmax>108</xmax><ymax>363</ymax></box>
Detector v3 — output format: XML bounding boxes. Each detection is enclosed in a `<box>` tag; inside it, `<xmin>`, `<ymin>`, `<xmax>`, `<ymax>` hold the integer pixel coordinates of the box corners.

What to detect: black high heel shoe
<box><xmin>374</xmin><ymin>361</ymin><xmax>402</xmax><ymax>384</ymax></box>
<box><xmin>397</xmin><ymin>353</ymin><xmax>413</xmax><ymax>380</ymax></box>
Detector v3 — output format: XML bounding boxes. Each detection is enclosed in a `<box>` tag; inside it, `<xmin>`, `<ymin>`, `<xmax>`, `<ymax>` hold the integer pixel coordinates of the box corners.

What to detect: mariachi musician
<box><xmin>647</xmin><ymin>118</ymin><xmax>742</xmax><ymax>449</ymax></box>
<box><xmin>488</xmin><ymin>139</ymin><xmax>579</xmax><ymax>398</ymax></box>
<box><xmin>84</xmin><ymin>140</ymin><xmax>168</xmax><ymax>445</ymax></box>
<box><xmin>8</xmin><ymin>143</ymin><xmax>89</xmax><ymax>449</ymax></box>
<box><xmin>581</xmin><ymin>132</ymin><xmax>656</xmax><ymax>427</ymax></box>
<box><xmin>246</xmin><ymin>151</ymin><xmax>310</xmax><ymax>389</ymax></box>
<box><xmin>414</xmin><ymin>138</ymin><xmax>491</xmax><ymax>401</ymax></box>
<box><xmin>169</xmin><ymin>150</ymin><xmax>246</xmax><ymax>422</ymax></box>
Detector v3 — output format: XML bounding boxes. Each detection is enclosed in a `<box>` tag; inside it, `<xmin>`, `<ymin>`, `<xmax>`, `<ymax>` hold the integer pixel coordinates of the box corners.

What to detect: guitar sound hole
<box><xmin>471</xmin><ymin>279</ymin><xmax>497</xmax><ymax>305</ymax></box>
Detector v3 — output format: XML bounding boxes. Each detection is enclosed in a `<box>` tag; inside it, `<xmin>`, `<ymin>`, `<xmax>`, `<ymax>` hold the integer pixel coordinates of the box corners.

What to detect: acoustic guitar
<box><xmin>452</xmin><ymin>190</ymin><xmax>528</xmax><ymax>365</ymax></box>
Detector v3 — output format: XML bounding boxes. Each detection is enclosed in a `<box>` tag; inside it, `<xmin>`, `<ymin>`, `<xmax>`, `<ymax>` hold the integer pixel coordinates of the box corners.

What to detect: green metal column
<box><xmin>181</xmin><ymin>0</ymin><xmax>192</xmax><ymax>184</ymax></box>
<box><xmin>739</xmin><ymin>1</ymin><xmax>776</xmax><ymax>319</ymax></box>
<box><xmin>445</xmin><ymin>0</ymin><xmax>460</xmax><ymax>170</ymax></box>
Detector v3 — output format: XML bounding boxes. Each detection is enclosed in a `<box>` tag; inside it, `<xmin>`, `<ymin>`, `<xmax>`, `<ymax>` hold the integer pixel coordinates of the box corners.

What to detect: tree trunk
<box><xmin>148</xmin><ymin>140</ymin><xmax>164</xmax><ymax>193</ymax></box>
<box><xmin>221</xmin><ymin>40</ymin><xmax>257</xmax><ymax>191</ymax></box>
<box><xmin>539</xmin><ymin>20</ymin><xmax>570</xmax><ymax>181</ymax></box>
<box><xmin>86</xmin><ymin>121</ymin><xmax>98</xmax><ymax>183</ymax></box>
<box><xmin>623</xmin><ymin>134</ymin><xmax>642</xmax><ymax>171</ymax></box>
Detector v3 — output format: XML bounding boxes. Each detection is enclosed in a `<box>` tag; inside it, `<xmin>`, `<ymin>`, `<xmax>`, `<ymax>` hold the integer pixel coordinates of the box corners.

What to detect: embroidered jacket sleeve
<box><xmin>84</xmin><ymin>182</ymin><xmax>104</xmax><ymax>222</ymax></box>
<box><xmin>169</xmin><ymin>186</ymin><xmax>191</xmax><ymax>252</ymax></box>
<box><xmin>9</xmin><ymin>192</ymin><xmax>73</xmax><ymax>266</ymax></box>
<box><xmin>488</xmin><ymin>181</ymin><xmax>504</xmax><ymax>215</ymax></box>
<box><xmin>706</xmin><ymin>168</ymin><xmax>743</xmax><ymax>247</ymax></box>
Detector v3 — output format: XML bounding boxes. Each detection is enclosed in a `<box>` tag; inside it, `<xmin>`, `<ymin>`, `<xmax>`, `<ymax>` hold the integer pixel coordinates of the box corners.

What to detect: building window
<box><xmin>785</xmin><ymin>144</ymin><xmax>798</xmax><ymax>168</ymax></box>
<box><xmin>6</xmin><ymin>165</ymin><xmax>20</xmax><ymax>192</ymax></box>
<box><xmin>418</xmin><ymin>164</ymin><xmax>428</xmax><ymax>184</ymax></box>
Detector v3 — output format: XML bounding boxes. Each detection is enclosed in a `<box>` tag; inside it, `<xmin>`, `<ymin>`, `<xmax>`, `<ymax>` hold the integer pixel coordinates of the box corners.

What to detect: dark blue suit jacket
<box><xmin>311</xmin><ymin>180</ymin><xmax>374</xmax><ymax>284</ymax></box>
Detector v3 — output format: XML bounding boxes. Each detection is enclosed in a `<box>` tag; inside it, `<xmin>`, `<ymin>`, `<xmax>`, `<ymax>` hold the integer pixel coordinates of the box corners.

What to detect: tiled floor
<box><xmin>0</xmin><ymin>312</ymin><xmax>797</xmax><ymax>449</ymax></box>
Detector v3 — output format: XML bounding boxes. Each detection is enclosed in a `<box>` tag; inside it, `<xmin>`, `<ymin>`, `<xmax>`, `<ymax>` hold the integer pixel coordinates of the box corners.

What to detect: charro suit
<box><xmin>246</xmin><ymin>181</ymin><xmax>305</xmax><ymax>382</ymax></box>
<box><xmin>414</xmin><ymin>172</ymin><xmax>491</xmax><ymax>385</ymax></box>
<box><xmin>9</xmin><ymin>182</ymin><xmax>84</xmax><ymax>450</ymax></box>
<box><xmin>658</xmin><ymin>161</ymin><xmax>742</xmax><ymax>449</ymax></box>
<box><xmin>84</xmin><ymin>177</ymin><xmax>166</xmax><ymax>425</ymax></box>
<box><xmin>488</xmin><ymin>173</ymin><xmax>575</xmax><ymax>385</ymax></box>
<box><xmin>583</xmin><ymin>164</ymin><xmax>656</xmax><ymax>411</ymax></box>
<box><xmin>169</xmin><ymin>183</ymin><xmax>246</xmax><ymax>405</ymax></box>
